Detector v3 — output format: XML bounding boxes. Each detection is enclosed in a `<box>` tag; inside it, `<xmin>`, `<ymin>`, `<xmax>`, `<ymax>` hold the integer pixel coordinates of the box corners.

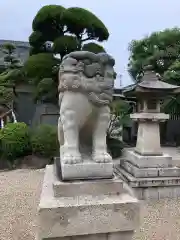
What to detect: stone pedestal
<box><xmin>59</xmin><ymin>159</ymin><xmax>113</xmax><ymax>181</ymax></box>
<box><xmin>115</xmin><ymin>111</ymin><xmax>180</xmax><ymax>200</ymax></box>
<box><xmin>115</xmin><ymin>149</ymin><xmax>180</xmax><ymax>200</ymax></box>
<box><xmin>37</xmin><ymin>165</ymin><xmax>140</xmax><ymax>240</ymax></box>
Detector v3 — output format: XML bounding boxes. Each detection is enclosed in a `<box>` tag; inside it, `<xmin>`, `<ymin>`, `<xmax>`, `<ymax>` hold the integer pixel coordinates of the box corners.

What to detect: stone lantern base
<box><xmin>115</xmin><ymin>149</ymin><xmax>180</xmax><ymax>200</ymax></box>
<box><xmin>37</xmin><ymin>164</ymin><xmax>140</xmax><ymax>240</ymax></box>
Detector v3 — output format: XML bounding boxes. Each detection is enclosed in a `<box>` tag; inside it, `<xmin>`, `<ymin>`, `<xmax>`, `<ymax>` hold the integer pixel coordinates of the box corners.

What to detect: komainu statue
<box><xmin>58</xmin><ymin>51</ymin><xmax>116</xmax><ymax>180</ymax></box>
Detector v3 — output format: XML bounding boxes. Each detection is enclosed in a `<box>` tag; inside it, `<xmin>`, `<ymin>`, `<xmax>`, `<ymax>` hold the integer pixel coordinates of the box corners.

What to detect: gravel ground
<box><xmin>0</xmin><ymin>169</ymin><xmax>180</xmax><ymax>240</ymax></box>
<box><xmin>0</xmin><ymin>169</ymin><xmax>44</xmax><ymax>240</ymax></box>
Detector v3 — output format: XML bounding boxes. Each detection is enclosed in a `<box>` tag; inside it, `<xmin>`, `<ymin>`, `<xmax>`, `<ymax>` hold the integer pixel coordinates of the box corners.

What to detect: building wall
<box><xmin>14</xmin><ymin>85</ymin><xmax>36</xmax><ymax>126</ymax></box>
<box><xmin>32</xmin><ymin>103</ymin><xmax>59</xmax><ymax>126</ymax></box>
<box><xmin>13</xmin><ymin>84</ymin><xmax>59</xmax><ymax>127</ymax></box>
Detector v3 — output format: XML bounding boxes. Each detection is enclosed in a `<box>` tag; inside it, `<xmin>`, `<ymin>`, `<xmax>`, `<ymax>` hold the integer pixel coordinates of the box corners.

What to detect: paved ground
<box><xmin>1</xmin><ymin>168</ymin><xmax>180</xmax><ymax>240</ymax></box>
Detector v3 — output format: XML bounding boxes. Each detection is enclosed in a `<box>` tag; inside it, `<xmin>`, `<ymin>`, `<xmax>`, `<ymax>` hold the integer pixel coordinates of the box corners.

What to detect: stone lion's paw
<box><xmin>93</xmin><ymin>152</ymin><xmax>112</xmax><ymax>163</ymax></box>
<box><xmin>62</xmin><ymin>152</ymin><xmax>82</xmax><ymax>164</ymax></box>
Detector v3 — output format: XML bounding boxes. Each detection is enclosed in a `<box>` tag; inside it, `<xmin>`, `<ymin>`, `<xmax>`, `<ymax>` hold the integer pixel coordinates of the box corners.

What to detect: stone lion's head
<box><xmin>58</xmin><ymin>51</ymin><xmax>116</xmax><ymax>106</ymax></box>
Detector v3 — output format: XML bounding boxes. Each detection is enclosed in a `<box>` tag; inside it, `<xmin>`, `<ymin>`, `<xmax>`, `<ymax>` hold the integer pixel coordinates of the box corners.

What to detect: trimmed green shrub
<box><xmin>0</xmin><ymin>122</ymin><xmax>31</xmax><ymax>161</ymax></box>
<box><xmin>107</xmin><ymin>136</ymin><xmax>124</xmax><ymax>159</ymax></box>
<box><xmin>31</xmin><ymin>124</ymin><xmax>59</xmax><ymax>158</ymax></box>
<box><xmin>82</xmin><ymin>42</ymin><xmax>106</xmax><ymax>53</ymax></box>
<box><xmin>23</xmin><ymin>53</ymin><xmax>60</xmax><ymax>80</ymax></box>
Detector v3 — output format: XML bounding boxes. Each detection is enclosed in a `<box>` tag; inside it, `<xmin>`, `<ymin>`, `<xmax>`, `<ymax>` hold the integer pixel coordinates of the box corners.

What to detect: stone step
<box><xmin>115</xmin><ymin>166</ymin><xmax>180</xmax><ymax>188</ymax></box>
<box><xmin>121</xmin><ymin>159</ymin><xmax>180</xmax><ymax>178</ymax></box>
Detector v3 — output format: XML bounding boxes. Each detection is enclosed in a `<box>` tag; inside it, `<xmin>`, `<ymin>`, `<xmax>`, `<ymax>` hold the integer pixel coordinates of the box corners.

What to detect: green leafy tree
<box><xmin>161</xmin><ymin>61</ymin><xmax>180</xmax><ymax>118</ymax></box>
<box><xmin>24</xmin><ymin>5</ymin><xmax>109</xmax><ymax>104</ymax></box>
<box><xmin>127</xmin><ymin>27</ymin><xmax>180</xmax><ymax>111</ymax></box>
<box><xmin>0</xmin><ymin>43</ymin><xmax>27</xmax><ymax>87</ymax></box>
<box><xmin>107</xmin><ymin>100</ymin><xmax>132</xmax><ymax>158</ymax></box>
<box><xmin>128</xmin><ymin>28</ymin><xmax>180</xmax><ymax>82</ymax></box>
<box><xmin>29</xmin><ymin>5</ymin><xmax>108</xmax><ymax>57</ymax></box>
<box><xmin>164</xmin><ymin>60</ymin><xmax>180</xmax><ymax>85</ymax></box>
<box><xmin>0</xmin><ymin>86</ymin><xmax>13</xmax><ymax>106</ymax></box>
<box><xmin>128</xmin><ymin>28</ymin><xmax>180</xmax><ymax>144</ymax></box>
<box><xmin>108</xmin><ymin>100</ymin><xmax>132</xmax><ymax>138</ymax></box>
<box><xmin>0</xmin><ymin>43</ymin><xmax>27</xmax><ymax>108</ymax></box>
<box><xmin>34</xmin><ymin>78</ymin><xmax>58</xmax><ymax>103</ymax></box>
<box><xmin>1</xmin><ymin>43</ymin><xmax>21</xmax><ymax>69</ymax></box>
<box><xmin>24</xmin><ymin>53</ymin><xmax>60</xmax><ymax>81</ymax></box>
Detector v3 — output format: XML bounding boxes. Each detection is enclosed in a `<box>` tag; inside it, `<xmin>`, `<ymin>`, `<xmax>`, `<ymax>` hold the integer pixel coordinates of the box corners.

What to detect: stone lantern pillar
<box><xmin>115</xmin><ymin>65</ymin><xmax>180</xmax><ymax>200</ymax></box>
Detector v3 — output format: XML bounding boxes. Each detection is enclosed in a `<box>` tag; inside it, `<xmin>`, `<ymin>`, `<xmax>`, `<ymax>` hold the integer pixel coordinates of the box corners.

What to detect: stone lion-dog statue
<box><xmin>58</xmin><ymin>51</ymin><xmax>116</xmax><ymax>167</ymax></box>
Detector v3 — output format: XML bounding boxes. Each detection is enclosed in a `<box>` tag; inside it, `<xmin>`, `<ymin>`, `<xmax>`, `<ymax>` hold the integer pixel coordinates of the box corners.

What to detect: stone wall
<box><xmin>32</xmin><ymin>103</ymin><xmax>59</xmax><ymax>126</ymax></box>
<box><xmin>14</xmin><ymin>84</ymin><xmax>59</xmax><ymax>127</ymax></box>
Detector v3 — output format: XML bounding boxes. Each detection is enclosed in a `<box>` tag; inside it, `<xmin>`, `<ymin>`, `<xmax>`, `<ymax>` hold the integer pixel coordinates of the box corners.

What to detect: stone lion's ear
<box><xmin>97</xmin><ymin>53</ymin><xmax>115</xmax><ymax>67</ymax></box>
<box><xmin>109</xmin><ymin>57</ymin><xmax>115</xmax><ymax>67</ymax></box>
<box><xmin>113</xmin><ymin>71</ymin><xmax>117</xmax><ymax>79</ymax></box>
<box><xmin>62</xmin><ymin>54</ymin><xmax>69</xmax><ymax>60</ymax></box>
<box><xmin>62</xmin><ymin>57</ymin><xmax>78</xmax><ymax>66</ymax></box>
<box><xmin>68</xmin><ymin>51</ymin><xmax>98</xmax><ymax>62</ymax></box>
<box><xmin>97</xmin><ymin>53</ymin><xmax>108</xmax><ymax>63</ymax></box>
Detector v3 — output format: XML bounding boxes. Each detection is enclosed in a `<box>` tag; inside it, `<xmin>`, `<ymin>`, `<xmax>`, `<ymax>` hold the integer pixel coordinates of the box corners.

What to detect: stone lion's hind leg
<box><xmin>60</xmin><ymin>109</ymin><xmax>82</xmax><ymax>164</ymax></box>
<box><xmin>92</xmin><ymin>106</ymin><xmax>112</xmax><ymax>163</ymax></box>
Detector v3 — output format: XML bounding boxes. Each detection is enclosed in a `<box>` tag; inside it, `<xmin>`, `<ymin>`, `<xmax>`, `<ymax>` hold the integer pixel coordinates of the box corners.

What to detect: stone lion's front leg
<box><xmin>92</xmin><ymin>106</ymin><xmax>112</xmax><ymax>163</ymax></box>
<box><xmin>60</xmin><ymin>109</ymin><xmax>82</xmax><ymax>164</ymax></box>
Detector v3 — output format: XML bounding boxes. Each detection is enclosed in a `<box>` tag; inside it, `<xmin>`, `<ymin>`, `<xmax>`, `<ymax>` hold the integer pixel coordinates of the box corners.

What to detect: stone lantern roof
<box><xmin>123</xmin><ymin>65</ymin><xmax>180</xmax><ymax>96</ymax></box>
<box><xmin>138</xmin><ymin>65</ymin><xmax>180</xmax><ymax>90</ymax></box>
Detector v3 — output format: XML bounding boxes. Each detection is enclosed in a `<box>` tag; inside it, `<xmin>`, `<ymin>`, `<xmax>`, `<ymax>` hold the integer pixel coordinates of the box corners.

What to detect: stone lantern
<box><xmin>115</xmin><ymin>65</ymin><xmax>180</xmax><ymax>200</ymax></box>
<box><xmin>131</xmin><ymin>65</ymin><xmax>179</xmax><ymax>156</ymax></box>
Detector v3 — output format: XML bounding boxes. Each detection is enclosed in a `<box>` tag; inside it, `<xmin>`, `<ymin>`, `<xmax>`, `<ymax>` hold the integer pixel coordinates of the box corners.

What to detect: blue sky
<box><xmin>0</xmin><ymin>0</ymin><xmax>180</xmax><ymax>88</ymax></box>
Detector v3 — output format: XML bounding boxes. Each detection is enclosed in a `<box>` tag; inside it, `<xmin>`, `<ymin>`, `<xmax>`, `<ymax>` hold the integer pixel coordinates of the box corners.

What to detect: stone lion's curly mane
<box><xmin>58</xmin><ymin>51</ymin><xmax>116</xmax><ymax>106</ymax></box>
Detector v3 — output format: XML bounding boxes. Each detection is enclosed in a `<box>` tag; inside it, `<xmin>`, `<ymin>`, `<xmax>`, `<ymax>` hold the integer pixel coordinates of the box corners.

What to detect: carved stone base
<box><xmin>37</xmin><ymin>165</ymin><xmax>140</xmax><ymax>240</ymax></box>
<box><xmin>115</xmin><ymin>150</ymin><xmax>180</xmax><ymax>200</ymax></box>
<box><xmin>55</xmin><ymin>157</ymin><xmax>113</xmax><ymax>181</ymax></box>
<box><xmin>121</xmin><ymin>159</ymin><xmax>180</xmax><ymax>178</ymax></box>
<box><xmin>53</xmin><ymin>173</ymin><xmax>125</xmax><ymax>198</ymax></box>
<box><xmin>125</xmin><ymin>150</ymin><xmax>172</xmax><ymax>168</ymax></box>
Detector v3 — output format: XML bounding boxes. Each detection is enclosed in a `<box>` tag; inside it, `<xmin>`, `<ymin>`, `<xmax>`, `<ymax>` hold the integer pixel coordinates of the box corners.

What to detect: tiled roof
<box><xmin>122</xmin><ymin>84</ymin><xmax>136</xmax><ymax>92</ymax></box>
<box><xmin>0</xmin><ymin>39</ymin><xmax>30</xmax><ymax>48</ymax></box>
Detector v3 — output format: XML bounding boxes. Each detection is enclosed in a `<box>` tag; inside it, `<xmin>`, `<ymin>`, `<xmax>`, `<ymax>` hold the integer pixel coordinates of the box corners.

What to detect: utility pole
<box><xmin>117</xmin><ymin>74</ymin><xmax>122</xmax><ymax>88</ymax></box>
<box><xmin>116</xmin><ymin>73</ymin><xmax>123</xmax><ymax>141</ymax></box>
